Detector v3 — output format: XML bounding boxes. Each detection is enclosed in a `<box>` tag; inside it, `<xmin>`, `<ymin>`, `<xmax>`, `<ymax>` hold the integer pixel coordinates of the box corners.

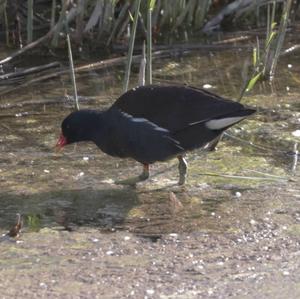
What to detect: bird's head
<box><xmin>56</xmin><ymin>110</ymin><xmax>102</xmax><ymax>150</ymax></box>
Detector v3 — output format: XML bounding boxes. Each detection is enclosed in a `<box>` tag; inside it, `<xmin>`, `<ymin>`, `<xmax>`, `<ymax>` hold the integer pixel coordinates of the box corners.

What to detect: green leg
<box><xmin>115</xmin><ymin>164</ymin><xmax>149</xmax><ymax>186</ymax></box>
<box><xmin>178</xmin><ymin>156</ymin><xmax>187</xmax><ymax>185</ymax></box>
<box><xmin>206</xmin><ymin>133</ymin><xmax>223</xmax><ymax>151</ymax></box>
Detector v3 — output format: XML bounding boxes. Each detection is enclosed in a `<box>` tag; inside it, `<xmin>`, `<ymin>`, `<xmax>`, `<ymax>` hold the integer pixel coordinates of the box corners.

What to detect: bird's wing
<box><xmin>111</xmin><ymin>85</ymin><xmax>247</xmax><ymax>132</ymax></box>
<box><xmin>104</xmin><ymin>108</ymin><xmax>183</xmax><ymax>163</ymax></box>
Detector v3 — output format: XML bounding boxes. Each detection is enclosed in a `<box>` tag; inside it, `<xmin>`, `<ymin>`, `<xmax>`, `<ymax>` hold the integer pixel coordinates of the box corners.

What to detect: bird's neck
<box><xmin>86</xmin><ymin>110</ymin><xmax>109</xmax><ymax>144</ymax></box>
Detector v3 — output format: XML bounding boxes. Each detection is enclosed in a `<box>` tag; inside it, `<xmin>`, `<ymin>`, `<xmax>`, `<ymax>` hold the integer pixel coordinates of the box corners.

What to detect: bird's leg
<box><xmin>206</xmin><ymin>133</ymin><xmax>223</xmax><ymax>151</ymax></box>
<box><xmin>178</xmin><ymin>155</ymin><xmax>187</xmax><ymax>185</ymax></box>
<box><xmin>115</xmin><ymin>164</ymin><xmax>149</xmax><ymax>186</ymax></box>
<box><xmin>7</xmin><ymin>213</ymin><xmax>22</xmax><ymax>238</ymax></box>
<box><xmin>139</xmin><ymin>164</ymin><xmax>150</xmax><ymax>180</ymax></box>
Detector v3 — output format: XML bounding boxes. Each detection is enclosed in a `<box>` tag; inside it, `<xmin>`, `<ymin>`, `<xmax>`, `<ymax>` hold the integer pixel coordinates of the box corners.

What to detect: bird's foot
<box><xmin>178</xmin><ymin>175</ymin><xmax>186</xmax><ymax>186</ymax></box>
<box><xmin>115</xmin><ymin>164</ymin><xmax>149</xmax><ymax>186</ymax></box>
<box><xmin>115</xmin><ymin>175</ymin><xmax>147</xmax><ymax>186</ymax></box>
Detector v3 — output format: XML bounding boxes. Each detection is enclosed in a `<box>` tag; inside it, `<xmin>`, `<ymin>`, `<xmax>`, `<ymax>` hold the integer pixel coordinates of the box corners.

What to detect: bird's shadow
<box><xmin>0</xmin><ymin>185</ymin><xmax>197</xmax><ymax>237</ymax></box>
<box><xmin>0</xmin><ymin>187</ymin><xmax>135</xmax><ymax>230</ymax></box>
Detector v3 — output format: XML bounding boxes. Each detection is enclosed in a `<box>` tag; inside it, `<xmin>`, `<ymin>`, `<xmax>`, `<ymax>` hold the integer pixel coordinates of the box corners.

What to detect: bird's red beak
<box><xmin>55</xmin><ymin>133</ymin><xmax>67</xmax><ymax>152</ymax></box>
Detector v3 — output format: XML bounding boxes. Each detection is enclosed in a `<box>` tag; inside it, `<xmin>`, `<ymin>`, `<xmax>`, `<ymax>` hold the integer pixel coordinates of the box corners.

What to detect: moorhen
<box><xmin>56</xmin><ymin>85</ymin><xmax>255</xmax><ymax>185</ymax></box>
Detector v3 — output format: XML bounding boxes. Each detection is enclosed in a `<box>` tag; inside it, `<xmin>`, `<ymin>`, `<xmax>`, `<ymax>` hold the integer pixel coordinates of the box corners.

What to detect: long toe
<box><xmin>115</xmin><ymin>164</ymin><xmax>149</xmax><ymax>186</ymax></box>
<box><xmin>115</xmin><ymin>175</ymin><xmax>148</xmax><ymax>186</ymax></box>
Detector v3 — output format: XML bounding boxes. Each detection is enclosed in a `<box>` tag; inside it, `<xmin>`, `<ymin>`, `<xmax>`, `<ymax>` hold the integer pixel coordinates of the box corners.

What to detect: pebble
<box><xmin>169</xmin><ymin>233</ymin><xmax>178</xmax><ymax>238</ymax></box>
<box><xmin>292</xmin><ymin>130</ymin><xmax>300</xmax><ymax>137</ymax></box>
<box><xmin>235</xmin><ymin>191</ymin><xmax>242</xmax><ymax>198</ymax></box>
<box><xmin>146</xmin><ymin>289</ymin><xmax>155</xmax><ymax>295</ymax></box>
<box><xmin>39</xmin><ymin>282</ymin><xmax>47</xmax><ymax>288</ymax></box>
<box><xmin>203</xmin><ymin>84</ymin><xmax>212</xmax><ymax>89</ymax></box>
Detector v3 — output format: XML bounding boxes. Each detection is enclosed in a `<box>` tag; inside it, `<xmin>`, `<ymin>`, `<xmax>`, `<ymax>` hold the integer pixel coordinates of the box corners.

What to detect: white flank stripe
<box><xmin>205</xmin><ymin>116</ymin><xmax>246</xmax><ymax>130</ymax></box>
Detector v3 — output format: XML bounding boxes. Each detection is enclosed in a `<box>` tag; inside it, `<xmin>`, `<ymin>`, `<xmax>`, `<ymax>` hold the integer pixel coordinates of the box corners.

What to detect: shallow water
<box><xmin>0</xmin><ymin>44</ymin><xmax>299</xmax><ymax>298</ymax></box>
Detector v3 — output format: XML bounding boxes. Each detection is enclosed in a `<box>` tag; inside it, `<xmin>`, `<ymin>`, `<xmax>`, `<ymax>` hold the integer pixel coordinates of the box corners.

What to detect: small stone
<box><xmin>146</xmin><ymin>289</ymin><xmax>155</xmax><ymax>295</ymax></box>
<box><xmin>39</xmin><ymin>282</ymin><xmax>47</xmax><ymax>288</ymax></box>
<box><xmin>44</xmin><ymin>169</ymin><xmax>50</xmax><ymax>173</ymax></box>
<box><xmin>235</xmin><ymin>192</ymin><xmax>242</xmax><ymax>198</ymax></box>
<box><xmin>292</xmin><ymin>130</ymin><xmax>300</xmax><ymax>137</ymax></box>
<box><xmin>74</xmin><ymin>172</ymin><xmax>84</xmax><ymax>179</ymax></box>
<box><xmin>101</xmin><ymin>179</ymin><xmax>114</xmax><ymax>184</ymax></box>
<box><xmin>203</xmin><ymin>84</ymin><xmax>212</xmax><ymax>89</ymax></box>
<box><xmin>169</xmin><ymin>233</ymin><xmax>178</xmax><ymax>238</ymax></box>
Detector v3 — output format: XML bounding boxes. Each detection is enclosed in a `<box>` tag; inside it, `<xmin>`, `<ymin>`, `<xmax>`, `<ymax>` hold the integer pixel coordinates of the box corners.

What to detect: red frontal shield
<box><xmin>55</xmin><ymin>133</ymin><xmax>67</xmax><ymax>151</ymax></box>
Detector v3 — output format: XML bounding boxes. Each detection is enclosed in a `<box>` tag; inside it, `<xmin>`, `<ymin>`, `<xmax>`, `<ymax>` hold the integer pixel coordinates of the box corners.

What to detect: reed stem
<box><xmin>123</xmin><ymin>0</ymin><xmax>141</xmax><ymax>92</ymax></box>
<box><xmin>138</xmin><ymin>41</ymin><xmax>146</xmax><ymax>86</ymax></box>
<box><xmin>146</xmin><ymin>0</ymin><xmax>154</xmax><ymax>85</ymax></box>
<box><xmin>50</xmin><ymin>0</ymin><xmax>57</xmax><ymax>28</ymax></box>
<box><xmin>269</xmin><ymin>0</ymin><xmax>293</xmax><ymax>79</ymax></box>
<box><xmin>27</xmin><ymin>0</ymin><xmax>34</xmax><ymax>43</ymax></box>
<box><xmin>66</xmin><ymin>33</ymin><xmax>79</xmax><ymax>111</ymax></box>
<box><xmin>3</xmin><ymin>0</ymin><xmax>9</xmax><ymax>46</ymax></box>
<box><xmin>52</xmin><ymin>0</ymin><xmax>68</xmax><ymax>47</ymax></box>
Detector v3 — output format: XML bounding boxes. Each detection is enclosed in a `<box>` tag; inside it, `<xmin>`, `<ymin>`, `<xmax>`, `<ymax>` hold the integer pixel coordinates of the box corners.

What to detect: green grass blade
<box><xmin>149</xmin><ymin>0</ymin><xmax>156</xmax><ymax>10</ymax></box>
<box><xmin>245</xmin><ymin>72</ymin><xmax>262</xmax><ymax>93</ymax></box>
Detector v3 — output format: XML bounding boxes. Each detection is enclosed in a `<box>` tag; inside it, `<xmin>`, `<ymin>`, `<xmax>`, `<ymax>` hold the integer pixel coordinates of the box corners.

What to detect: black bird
<box><xmin>56</xmin><ymin>85</ymin><xmax>255</xmax><ymax>185</ymax></box>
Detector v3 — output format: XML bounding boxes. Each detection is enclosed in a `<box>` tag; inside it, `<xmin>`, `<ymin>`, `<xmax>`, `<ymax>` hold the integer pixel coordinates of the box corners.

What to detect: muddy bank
<box><xmin>1</xmin><ymin>182</ymin><xmax>300</xmax><ymax>299</ymax></box>
<box><xmin>0</xmin><ymin>46</ymin><xmax>299</xmax><ymax>298</ymax></box>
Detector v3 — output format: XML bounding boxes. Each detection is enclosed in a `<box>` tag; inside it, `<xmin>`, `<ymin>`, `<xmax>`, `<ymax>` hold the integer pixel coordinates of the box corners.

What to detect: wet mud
<box><xmin>0</xmin><ymin>48</ymin><xmax>299</xmax><ymax>298</ymax></box>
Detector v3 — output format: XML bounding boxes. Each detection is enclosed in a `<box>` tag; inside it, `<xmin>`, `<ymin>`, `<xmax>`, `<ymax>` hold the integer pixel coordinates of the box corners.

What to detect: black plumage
<box><xmin>57</xmin><ymin>85</ymin><xmax>255</xmax><ymax>185</ymax></box>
